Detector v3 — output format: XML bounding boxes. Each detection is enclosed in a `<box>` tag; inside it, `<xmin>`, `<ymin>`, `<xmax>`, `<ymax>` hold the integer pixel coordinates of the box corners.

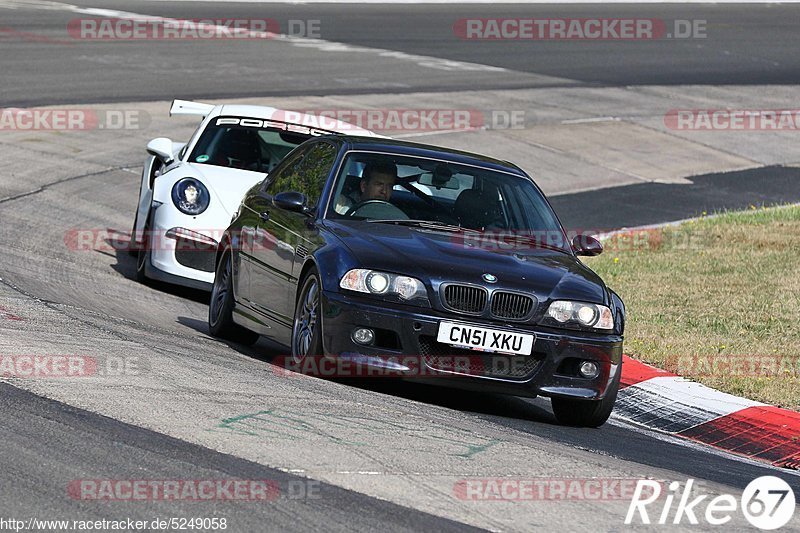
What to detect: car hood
<box><xmin>181</xmin><ymin>163</ymin><xmax>265</xmax><ymax>217</ymax></box>
<box><xmin>326</xmin><ymin>221</ymin><xmax>608</xmax><ymax>305</ymax></box>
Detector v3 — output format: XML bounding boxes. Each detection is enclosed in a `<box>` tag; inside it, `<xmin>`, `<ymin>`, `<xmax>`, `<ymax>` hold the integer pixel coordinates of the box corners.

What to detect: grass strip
<box><xmin>584</xmin><ymin>204</ymin><xmax>800</xmax><ymax>410</ymax></box>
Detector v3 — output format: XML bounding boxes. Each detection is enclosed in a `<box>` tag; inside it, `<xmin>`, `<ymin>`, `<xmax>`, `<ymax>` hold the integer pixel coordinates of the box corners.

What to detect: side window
<box><xmin>260</xmin><ymin>147</ymin><xmax>307</xmax><ymax>192</ymax></box>
<box><xmin>266</xmin><ymin>142</ymin><xmax>337</xmax><ymax>207</ymax></box>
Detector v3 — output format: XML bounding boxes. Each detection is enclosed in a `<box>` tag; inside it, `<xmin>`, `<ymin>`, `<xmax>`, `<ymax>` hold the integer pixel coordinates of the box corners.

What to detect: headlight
<box><xmin>340</xmin><ymin>269</ymin><xmax>428</xmax><ymax>302</ymax></box>
<box><xmin>171</xmin><ymin>178</ymin><xmax>210</xmax><ymax>215</ymax></box>
<box><xmin>544</xmin><ymin>300</ymin><xmax>614</xmax><ymax>331</ymax></box>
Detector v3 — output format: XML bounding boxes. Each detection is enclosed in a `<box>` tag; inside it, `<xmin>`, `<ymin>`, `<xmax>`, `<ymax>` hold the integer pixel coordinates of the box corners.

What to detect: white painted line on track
<box><xmin>393</xmin><ymin>127</ymin><xmax>481</xmax><ymax>138</ymax></box>
<box><xmin>561</xmin><ymin>116</ymin><xmax>621</xmax><ymax>125</ymax></box>
<box><xmin>615</xmin><ymin>376</ymin><xmax>765</xmax><ymax>434</ymax></box>
<box><xmin>630</xmin><ymin>376</ymin><xmax>764</xmax><ymax>418</ymax></box>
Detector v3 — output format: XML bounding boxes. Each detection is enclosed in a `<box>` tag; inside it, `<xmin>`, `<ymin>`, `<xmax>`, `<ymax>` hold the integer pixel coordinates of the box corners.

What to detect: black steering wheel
<box><xmin>345</xmin><ymin>199</ymin><xmax>395</xmax><ymax>217</ymax></box>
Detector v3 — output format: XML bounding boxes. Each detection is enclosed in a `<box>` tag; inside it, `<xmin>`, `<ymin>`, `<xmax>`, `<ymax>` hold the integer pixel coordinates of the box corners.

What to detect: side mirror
<box><xmin>273</xmin><ymin>191</ymin><xmax>311</xmax><ymax>215</ymax></box>
<box><xmin>572</xmin><ymin>234</ymin><xmax>603</xmax><ymax>256</ymax></box>
<box><xmin>146</xmin><ymin>137</ymin><xmax>174</xmax><ymax>163</ymax></box>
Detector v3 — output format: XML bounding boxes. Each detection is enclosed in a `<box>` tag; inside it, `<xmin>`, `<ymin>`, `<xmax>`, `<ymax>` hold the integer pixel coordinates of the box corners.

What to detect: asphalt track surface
<box><xmin>0</xmin><ymin>383</ymin><xmax>480</xmax><ymax>532</ymax></box>
<box><xmin>552</xmin><ymin>165</ymin><xmax>800</xmax><ymax>230</ymax></box>
<box><xmin>2</xmin><ymin>1</ymin><xmax>800</xmax><ymax>531</ymax></box>
<box><xmin>1</xmin><ymin>2</ymin><xmax>799</xmax><ymax>106</ymax></box>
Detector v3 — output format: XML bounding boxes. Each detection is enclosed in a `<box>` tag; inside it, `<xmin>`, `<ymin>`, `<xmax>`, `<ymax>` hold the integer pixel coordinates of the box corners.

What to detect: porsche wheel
<box><xmin>134</xmin><ymin>218</ymin><xmax>151</xmax><ymax>283</ymax></box>
<box><xmin>128</xmin><ymin>210</ymin><xmax>140</xmax><ymax>257</ymax></box>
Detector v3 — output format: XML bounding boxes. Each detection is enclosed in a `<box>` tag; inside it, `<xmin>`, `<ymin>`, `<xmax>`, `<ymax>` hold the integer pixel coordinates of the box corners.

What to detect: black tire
<box><xmin>128</xmin><ymin>210</ymin><xmax>140</xmax><ymax>257</ymax></box>
<box><xmin>291</xmin><ymin>270</ymin><xmax>323</xmax><ymax>364</ymax></box>
<box><xmin>131</xmin><ymin>161</ymin><xmax>162</xmax><ymax>257</ymax></box>
<box><xmin>208</xmin><ymin>249</ymin><xmax>260</xmax><ymax>345</ymax></box>
<box><xmin>551</xmin><ymin>369</ymin><xmax>620</xmax><ymax>428</ymax></box>
<box><xmin>134</xmin><ymin>218</ymin><xmax>151</xmax><ymax>283</ymax></box>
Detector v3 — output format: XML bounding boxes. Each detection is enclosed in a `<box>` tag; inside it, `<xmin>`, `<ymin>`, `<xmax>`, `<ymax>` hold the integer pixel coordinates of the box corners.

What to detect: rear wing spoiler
<box><xmin>170</xmin><ymin>99</ymin><xmax>215</xmax><ymax>117</ymax></box>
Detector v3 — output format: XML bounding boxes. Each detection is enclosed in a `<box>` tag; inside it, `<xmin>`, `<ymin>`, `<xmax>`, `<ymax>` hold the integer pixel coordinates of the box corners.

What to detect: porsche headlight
<box><xmin>545</xmin><ymin>300</ymin><xmax>614</xmax><ymax>331</ymax></box>
<box><xmin>340</xmin><ymin>269</ymin><xmax>428</xmax><ymax>302</ymax></box>
<box><xmin>171</xmin><ymin>178</ymin><xmax>210</xmax><ymax>215</ymax></box>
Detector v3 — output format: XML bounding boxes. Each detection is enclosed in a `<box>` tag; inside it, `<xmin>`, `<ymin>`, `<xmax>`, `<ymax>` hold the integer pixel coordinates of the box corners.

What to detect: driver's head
<box><xmin>360</xmin><ymin>161</ymin><xmax>397</xmax><ymax>201</ymax></box>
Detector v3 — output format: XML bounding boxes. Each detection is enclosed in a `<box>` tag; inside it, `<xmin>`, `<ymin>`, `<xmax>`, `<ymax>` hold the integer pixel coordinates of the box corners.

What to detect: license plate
<box><xmin>436</xmin><ymin>321</ymin><xmax>534</xmax><ymax>356</ymax></box>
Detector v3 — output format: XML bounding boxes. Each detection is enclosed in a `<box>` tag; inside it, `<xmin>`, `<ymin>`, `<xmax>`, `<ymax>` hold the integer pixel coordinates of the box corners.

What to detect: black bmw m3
<box><xmin>208</xmin><ymin>136</ymin><xmax>625</xmax><ymax>427</ymax></box>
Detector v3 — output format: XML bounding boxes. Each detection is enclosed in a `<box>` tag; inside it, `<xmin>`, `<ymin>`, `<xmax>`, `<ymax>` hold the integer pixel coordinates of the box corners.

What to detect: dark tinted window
<box><xmin>189</xmin><ymin>117</ymin><xmax>311</xmax><ymax>173</ymax></box>
<box><xmin>266</xmin><ymin>142</ymin><xmax>337</xmax><ymax>207</ymax></box>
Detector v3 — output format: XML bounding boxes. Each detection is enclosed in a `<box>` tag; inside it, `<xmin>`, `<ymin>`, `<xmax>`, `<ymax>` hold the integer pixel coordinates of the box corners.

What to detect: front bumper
<box><xmin>320</xmin><ymin>290</ymin><xmax>623</xmax><ymax>400</ymax></box>
<box><xmin>147</xmin><ymin>223</ymin><xmax>218</xmax><ymax>290</ymax></box>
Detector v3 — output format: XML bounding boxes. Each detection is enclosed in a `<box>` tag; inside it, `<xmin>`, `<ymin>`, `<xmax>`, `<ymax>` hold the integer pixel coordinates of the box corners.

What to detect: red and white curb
<box><xmin>616</xmin><ymin>356</ymin><xmax>800</xmax><ymax>470</ymax></box>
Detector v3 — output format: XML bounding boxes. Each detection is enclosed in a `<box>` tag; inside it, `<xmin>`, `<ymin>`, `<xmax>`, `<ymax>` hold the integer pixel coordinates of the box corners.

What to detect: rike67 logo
<box><xmin>626</xmin><ymin>477</ymin><xmax>796</xmax><ymax>530</ymax></box>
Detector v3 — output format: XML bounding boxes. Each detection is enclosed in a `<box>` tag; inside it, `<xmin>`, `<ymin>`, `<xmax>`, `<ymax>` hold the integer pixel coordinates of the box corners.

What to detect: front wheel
<box><xmin>129</xmin><ymin>210</ymin><xmax>140</xmax><ymax>257</ymax></box>
<box><xmin>135</xmin><ymin>218</ymin><xmax>151</xmax><ymax>283</ymax></box>
<box><xmin>551</xmin><ymin>370</ymin><xmax>620</xmax><ymax>428</ymax></box>
<box><xmin>208</xmin><ymin>249</ymin><xmax>259</xmax><ymax>345</ymax></box>
<box><xmin>291</xmin><ymin>270</ymin><xmax>323</xmax><ymax>364</ymax></box>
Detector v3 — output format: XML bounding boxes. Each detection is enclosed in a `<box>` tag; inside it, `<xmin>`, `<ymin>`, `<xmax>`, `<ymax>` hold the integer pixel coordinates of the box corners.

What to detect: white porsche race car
<box><xmin>131</xmin><ymin>99</ymin><xmax>378</xmax><ymax>290</ymax></box>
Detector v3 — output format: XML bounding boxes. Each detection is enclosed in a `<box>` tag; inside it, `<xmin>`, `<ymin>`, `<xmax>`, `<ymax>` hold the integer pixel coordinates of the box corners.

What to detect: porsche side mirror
<box><xmin>273</xmin><ymin>191</ymin><xmax>311</xmax><ymax>215</ymax></box>
<box><xmin>146</xmin><ymin>137</ymin><xmax>174</xmax><ymax>163</ymax></box>
<box><xmin>572</xmin><ymin>234</ymin><xmax>603</xmax><ymax>256</ymax></box>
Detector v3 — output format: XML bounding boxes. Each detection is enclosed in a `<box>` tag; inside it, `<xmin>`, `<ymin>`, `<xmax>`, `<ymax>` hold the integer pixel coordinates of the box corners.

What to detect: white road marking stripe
<box><xmin>394</xmin><ymin>127</ymin><xmax>481</xmax><ymax>138</ymax></box>
<box><xmin>616</xmin><ymin>376</ymin><xmax>764</xmax><ymax>433</ymax></box>
<box><xmin>561</xmin><ymin>116</ymin><xmax>621</xmax><ymax>125</ymax></box>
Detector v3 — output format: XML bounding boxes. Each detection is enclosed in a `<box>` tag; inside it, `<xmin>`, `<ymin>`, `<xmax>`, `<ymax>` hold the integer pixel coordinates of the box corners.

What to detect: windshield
<box><xmin>326</xmin><ymin>151</ymin><xmax>568</xmax><ymax>248</ymax></box>
<box><xmin>188</xmin><ymin>117</ymin><xmax>312</xmax><ymax>173</ymax></box>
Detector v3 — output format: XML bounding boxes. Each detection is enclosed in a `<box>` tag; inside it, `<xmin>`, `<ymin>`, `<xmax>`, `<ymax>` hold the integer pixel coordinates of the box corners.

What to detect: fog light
<box><xmin>579</xmin><ymin>361</ymin><xmax>599</xmax><ymax>378</ymax></box>
<box><xmin>352</xmin><ymin>328</ymin><xmax>375</xmax><ymax>345</ymax></box>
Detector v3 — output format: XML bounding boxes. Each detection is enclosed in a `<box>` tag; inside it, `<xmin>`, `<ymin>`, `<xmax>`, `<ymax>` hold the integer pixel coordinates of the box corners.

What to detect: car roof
<box><xmin>212</xmin><ymin>104</ymin><xmax>382</xmax><ymax>137</ymax></box>
<box><xmin>323</xmin><ymin>135</ymin><xmax>528</xmax><ymax>176</ymax></box>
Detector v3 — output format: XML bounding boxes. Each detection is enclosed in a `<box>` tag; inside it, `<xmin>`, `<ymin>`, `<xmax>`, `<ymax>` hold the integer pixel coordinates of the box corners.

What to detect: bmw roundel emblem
<box><xmin>482</xmin><ymin>273</ymin><xmax>498</xmax><ymax>283</ymax></box>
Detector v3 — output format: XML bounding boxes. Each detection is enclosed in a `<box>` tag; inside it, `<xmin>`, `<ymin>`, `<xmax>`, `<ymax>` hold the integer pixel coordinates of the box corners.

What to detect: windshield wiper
<box><xmin>366</xmin><ymin>219</ymin><xmax>478</xmax><ymax>233</ymax></box>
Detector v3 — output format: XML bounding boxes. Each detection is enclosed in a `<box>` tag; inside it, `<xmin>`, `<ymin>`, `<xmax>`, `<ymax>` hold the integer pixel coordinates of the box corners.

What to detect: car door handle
<box><xmin>259</xmin><ymin>211</ymin><xmax>270</xmax><ymax>222</ymax></box>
